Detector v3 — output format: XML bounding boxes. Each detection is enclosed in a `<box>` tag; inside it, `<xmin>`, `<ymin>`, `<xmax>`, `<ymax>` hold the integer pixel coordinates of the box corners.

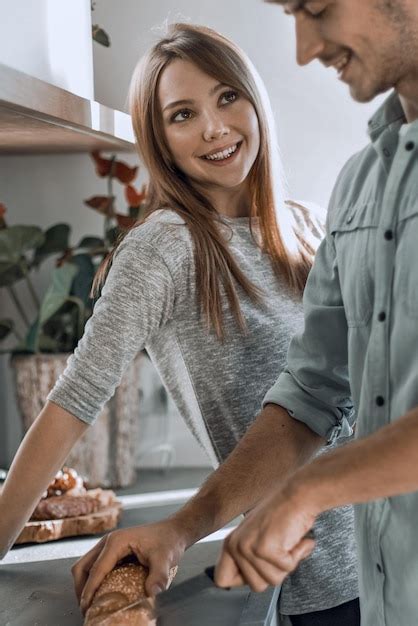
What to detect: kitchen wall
<box><xmin>0</xmin><ymin>0</ymin><xmax>93</xmax><ymax>99</ymax></box>
<box><xmin>0</xmin><ymin>1</ymin><xmax>385</xmax><ymax>469</ymax></box>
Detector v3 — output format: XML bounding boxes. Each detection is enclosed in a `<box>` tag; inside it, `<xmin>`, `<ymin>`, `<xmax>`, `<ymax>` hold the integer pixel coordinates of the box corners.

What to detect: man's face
<box><xmin>278</xmin><ymin>0</ymin><xmax>417</xmax><ymax>103</ymax></box>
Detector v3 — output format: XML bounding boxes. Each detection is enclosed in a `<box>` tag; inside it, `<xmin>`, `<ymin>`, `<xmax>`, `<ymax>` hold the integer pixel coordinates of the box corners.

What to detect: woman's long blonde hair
<box><xmin>94</xmin><ymin>23</ymin><xmax>317</xmax><ymax>339</ymax></box>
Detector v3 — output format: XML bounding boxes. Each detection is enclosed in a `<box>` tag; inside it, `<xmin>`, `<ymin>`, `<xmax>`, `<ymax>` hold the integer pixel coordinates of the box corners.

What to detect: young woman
<box><xmin>0</xmin><ymin>24</ymin><xmax>359</xmax><ymax>626</ymax></box>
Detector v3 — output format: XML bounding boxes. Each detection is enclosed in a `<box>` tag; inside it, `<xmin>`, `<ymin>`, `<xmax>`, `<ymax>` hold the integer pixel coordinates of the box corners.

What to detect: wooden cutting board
<box><xmin>0</xmin><ymin>487</ymin><xmax>123</xmax><ymax>544</ymax></box>
<box><xmin>16</xmin><ymin>501</ymin><xmax>122</xmax><ymax>544</ymax></box>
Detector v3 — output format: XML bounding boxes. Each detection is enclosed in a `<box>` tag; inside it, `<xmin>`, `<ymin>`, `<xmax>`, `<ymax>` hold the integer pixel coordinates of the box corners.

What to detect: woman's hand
<box><xmin>72</xmin><ymin>520</ymin><xmax>188</xmax><ymax>614</ymax></box>
<box><xmin>214</xmin><ymin>483</ymin><xmax>317</xmax><ymax>592</ymax></box>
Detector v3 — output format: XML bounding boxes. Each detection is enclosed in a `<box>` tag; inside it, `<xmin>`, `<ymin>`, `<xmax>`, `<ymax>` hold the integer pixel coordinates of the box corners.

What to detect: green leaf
<box><xmin>0</xmin><ymin>261</ymin><xmax>27</xmax><ymax>287</ymax></box>
<box><xmin>40</xmin><ymin>298</ymin><xmax>86</xmax><ymax>352</ymax></box>
<box><xmin>0</xmin><ymin>226</ymin><xmax>44</xmax><ymax>264</ymax></box>
<box><xmin>129</xmin><ymin>206</ymin><xmax>140</xmax><ymax>219</ymax></box>
<box><xmin>24</xmin><ymin>263</ymin><xmax>79</xmax><ymax>352</ymax></box>
<box><xmin>106</xmin><ymin>226</ymin><xmax>121</xmax><ymax>246</ymax></box>
<box><xmin>0</xmin><ymin>319</ymin><xmax>13</xmax><ymax>341</ymax></box>
<box><xmin>92</xmin><ymin>25</ymin><xmax>111</xmax><ymax>47</ymax></box>
<box><xmin>69</xmin><ymin>254</ymin><xmax>95</xmax><ymax>306</ymax></box>
<box><xmin>33</xmin><ymin>223</ymin><xmax>71</xmax><ymax>266</ymax></box>
<box><xmin>36</xmin><ymin>335</ymin><xmax>61</xmax><ymax>352</ymax></box>
<box><xmin>66</xmin><ymin>296</ymin><xmax>87</xmax><ymax>341</ymax></box>
<box><xmin>39</xmin><ymin>263</ymin><xmax>79</xmax><ymax>327</ymax></box>
<box><xmin>23</xmin><ymin>320</ymin><xmax>40</xmax><ymax>354</ymax></box>
<box><xmin>77</xmin><ymin>236</ymin><xmax>104</xmax><ymax>249</ymax></box>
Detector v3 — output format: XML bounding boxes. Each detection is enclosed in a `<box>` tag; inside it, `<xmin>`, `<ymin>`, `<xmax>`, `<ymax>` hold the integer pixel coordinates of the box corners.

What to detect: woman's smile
<box><xmin>199</xmin><ymin>140</ymin><xmax>243</xmax><ymax>166</ymax></box>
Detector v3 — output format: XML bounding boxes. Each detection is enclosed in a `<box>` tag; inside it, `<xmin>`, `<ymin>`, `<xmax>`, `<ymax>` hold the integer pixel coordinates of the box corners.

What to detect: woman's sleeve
<box><xmin>47</xmin><ymin>237</ymin><xmax>175</xmax><ymax>425</ymax></box>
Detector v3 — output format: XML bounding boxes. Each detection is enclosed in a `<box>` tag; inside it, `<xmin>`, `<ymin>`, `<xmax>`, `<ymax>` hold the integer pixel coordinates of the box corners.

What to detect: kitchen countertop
<box><xmin>0</xmin><ymin>494</ymin><xmax>280</xmax><ymax>625</ymax></box>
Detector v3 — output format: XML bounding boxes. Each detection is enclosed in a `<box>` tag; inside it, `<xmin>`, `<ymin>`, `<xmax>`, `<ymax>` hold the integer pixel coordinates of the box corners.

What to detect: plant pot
<box><xmin>11</xmin><ymin>352</ymin><xmax>144</xmax><ymax>488</ymax></box>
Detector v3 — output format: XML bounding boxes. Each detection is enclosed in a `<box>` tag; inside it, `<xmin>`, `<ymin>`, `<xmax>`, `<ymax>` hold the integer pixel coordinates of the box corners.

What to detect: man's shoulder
<box><xmin>327</xmin><ymin>142</ymin><xmax>378</xmax><ymax>224</ymax></box>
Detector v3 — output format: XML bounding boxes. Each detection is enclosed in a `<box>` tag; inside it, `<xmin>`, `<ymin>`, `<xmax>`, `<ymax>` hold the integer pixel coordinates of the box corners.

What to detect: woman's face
<box><xmin>158</xmin><ymin>58</ymin><xmax>260</xmax><ymax>196</ymax></box>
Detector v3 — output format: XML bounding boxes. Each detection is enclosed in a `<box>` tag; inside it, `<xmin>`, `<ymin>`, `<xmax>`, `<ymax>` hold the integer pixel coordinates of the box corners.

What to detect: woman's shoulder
<box><xmin>122</xmin><ymin>209</ymin><xmax>193</xmax><ymax>273</ymax></box>
<box><xmin>126</xmin><ymin>209</ymin><xmax>191</xmax><ymax>248</ymax></box>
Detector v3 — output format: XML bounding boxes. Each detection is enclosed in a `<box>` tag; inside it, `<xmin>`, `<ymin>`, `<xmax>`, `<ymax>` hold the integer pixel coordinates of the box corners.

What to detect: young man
<box><xmin>214</xmin><ymin>1</ymin><xmax>418</xmax><ymax>625</ymax></box>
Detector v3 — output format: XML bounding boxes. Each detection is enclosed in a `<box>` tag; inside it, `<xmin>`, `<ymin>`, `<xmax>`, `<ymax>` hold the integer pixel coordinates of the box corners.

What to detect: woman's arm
<box><xmin>1</xmin><ymin>231</ymin><xmax>176</xmax><ymax>560</ymax></box>
<box><xmin>0</xmin><ymin>401</ymin><xmax>89</xmax><ymax>558</ymax></box>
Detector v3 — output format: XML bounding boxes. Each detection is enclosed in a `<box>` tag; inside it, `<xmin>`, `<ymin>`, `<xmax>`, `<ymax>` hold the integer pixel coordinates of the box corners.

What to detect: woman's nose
<box><xmin>202</xmin><ymin>113</ymin><xmax>230</xmax><ymax>142</ymax></box>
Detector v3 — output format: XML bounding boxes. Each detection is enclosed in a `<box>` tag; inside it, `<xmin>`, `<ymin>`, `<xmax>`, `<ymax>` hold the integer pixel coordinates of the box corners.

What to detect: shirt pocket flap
<box><xmin>329</xmin><ymin>203</ymin><xmax>380</xmax><ymax>234</ymax></box>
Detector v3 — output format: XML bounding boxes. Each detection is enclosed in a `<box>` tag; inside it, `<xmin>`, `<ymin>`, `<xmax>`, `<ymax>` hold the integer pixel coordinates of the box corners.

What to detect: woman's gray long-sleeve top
<box><xmin>48</xmin><ymin>209</ymin><xmax>358</xmax><ymax>615</ymax></box>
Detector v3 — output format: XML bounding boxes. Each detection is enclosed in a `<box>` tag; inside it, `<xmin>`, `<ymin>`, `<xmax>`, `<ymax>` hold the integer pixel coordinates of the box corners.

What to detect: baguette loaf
<box><xmin>84</xmin><ymin>560</ymin><xmax>178</xmax><ymax>625</ymax></box>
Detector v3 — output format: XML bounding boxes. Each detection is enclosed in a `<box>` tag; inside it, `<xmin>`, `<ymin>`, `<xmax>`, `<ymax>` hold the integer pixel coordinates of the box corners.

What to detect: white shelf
<box><xmin>0</xmin><ymin>63</ymin><xmax>135</xmax><ymax>154</ymax></box>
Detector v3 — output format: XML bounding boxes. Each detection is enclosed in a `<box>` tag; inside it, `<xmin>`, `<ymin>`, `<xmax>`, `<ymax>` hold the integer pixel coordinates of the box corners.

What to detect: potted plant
<box><xmin>0</xmin><ymin>153</ymin><xmax>147</xmax><ymax>487</ymax></box>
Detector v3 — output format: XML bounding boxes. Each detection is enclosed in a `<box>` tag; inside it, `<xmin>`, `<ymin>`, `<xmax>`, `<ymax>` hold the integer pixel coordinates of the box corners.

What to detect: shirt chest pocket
<box><xmin>397</xmin><ymin>207</ymin><xmax>418</xmax><ymax>319</ymax></box>
<box><xmin>330</xmin><ymin>205</ymin><xmax>380</xmax><ymax>327</ymax></box>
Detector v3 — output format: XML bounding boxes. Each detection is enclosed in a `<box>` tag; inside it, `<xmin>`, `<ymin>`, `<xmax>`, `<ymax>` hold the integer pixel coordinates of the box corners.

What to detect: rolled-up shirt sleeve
<box><xmin>263</xmin><ymin>231</ymin><xmax>355</xmax><ymax>443</ymax></box>
<box><xmin>48</xmin><ymin>234</ymin><xmax>175</xmax><ymax>425</ymax></box>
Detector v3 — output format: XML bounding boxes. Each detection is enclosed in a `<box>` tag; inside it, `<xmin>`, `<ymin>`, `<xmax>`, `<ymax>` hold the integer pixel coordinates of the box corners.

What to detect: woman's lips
<box><xmin>200</xmin><ymin>141</ymin><xmax>243</xmax><ymax>167</ymax></box>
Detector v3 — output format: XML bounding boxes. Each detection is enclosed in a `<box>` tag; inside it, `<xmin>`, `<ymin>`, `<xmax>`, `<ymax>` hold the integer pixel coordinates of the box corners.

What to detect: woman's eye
<box><xmin>220</xmin><ymin>90</ymin><xmax>238</xmax><ymax>105</ymax></box>
<box><xmin>171</xmin><ymin>109</ymin><xmax>194</xmax><ymax>123</ymax></box>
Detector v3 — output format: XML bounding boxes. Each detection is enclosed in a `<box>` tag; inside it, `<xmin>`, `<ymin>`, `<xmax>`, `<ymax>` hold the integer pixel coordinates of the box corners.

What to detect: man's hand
<box><xmin>214</xmin><ymin>484</ymin><xmax>317</xmax><ymax>591</ymax></box>
<box><xmin>72</xmin><ymin>520</ymin><xmax>188</xmax><ymax>614</ymax></box>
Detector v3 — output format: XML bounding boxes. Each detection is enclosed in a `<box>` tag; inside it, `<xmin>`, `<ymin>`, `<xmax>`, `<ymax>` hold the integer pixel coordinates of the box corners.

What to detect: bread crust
<box><xmin>84</xmin><ymin>561</ymin><xmax>178</xmax><ymax>626</ymax></box>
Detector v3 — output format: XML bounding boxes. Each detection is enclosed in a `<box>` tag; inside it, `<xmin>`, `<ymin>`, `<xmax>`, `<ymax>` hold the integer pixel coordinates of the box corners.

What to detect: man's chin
<box><xmin>348</xmin><ymin>81</ymin><xmax>392</xmax><ymax>104</ymax></box>
<box><xmin>348</xmin><ymin>84</ymin><xmax>376</xmax><ymax>104</ymax></box>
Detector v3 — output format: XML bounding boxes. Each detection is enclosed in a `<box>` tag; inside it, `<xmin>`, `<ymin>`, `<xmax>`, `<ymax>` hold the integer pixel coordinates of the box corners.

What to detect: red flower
<box><xmin>125</xmin><ymin>184</ymin><xmax>147</xmax><ymax>207</ymax></box>
<box><xmin>113</xmin><ymin>161</ymin><xmax>138</xmax><ymax>185</ymax></box>
<box><xmin>84</xmin><ymin>196</ymin><xmax>115</xmax><ymax>217</ymax></box>
<box><xmin>91</xmin><ymin>151</ymin><xmax>113</xmax><ymax>177</ymax></box>
<box><xmin>116</xmin><ymin>214</ymin><xmax>138</xmax><ymax>229</ymax></box>
<box><xmin>0</xmin><ymin>202</ymin><xmax>7</xmax><ymax>228</ymax></box>
<box><xmin>91</xmin><ymin>152</ymin><xmax>138</xmax><ymax>184</ymax></box>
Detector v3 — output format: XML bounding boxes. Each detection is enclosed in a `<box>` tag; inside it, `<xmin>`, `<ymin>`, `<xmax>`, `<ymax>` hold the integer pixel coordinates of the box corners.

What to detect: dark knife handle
<box><xmin>204</xmin><ymin>565</ymin><xmax>216</xmax><ymax>582</ymax></box>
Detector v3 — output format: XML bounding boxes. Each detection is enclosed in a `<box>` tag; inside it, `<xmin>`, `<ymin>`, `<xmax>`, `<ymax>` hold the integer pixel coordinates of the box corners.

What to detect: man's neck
<box><xmin>398</xmin><ymin>76</ymin><xmax>418</xmax><ymax>122</ymax></box>
<box><xmin>399</xmin><ymin>95</ymin><xmax>418</xmax><ymax>122</ymax></box>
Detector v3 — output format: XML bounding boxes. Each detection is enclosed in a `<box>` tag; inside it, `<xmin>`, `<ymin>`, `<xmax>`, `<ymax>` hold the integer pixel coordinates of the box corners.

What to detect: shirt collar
<box><xmin>367</xmin><ymin>91</ymin><xmax>406</xmax><ymax>141</ymax></box>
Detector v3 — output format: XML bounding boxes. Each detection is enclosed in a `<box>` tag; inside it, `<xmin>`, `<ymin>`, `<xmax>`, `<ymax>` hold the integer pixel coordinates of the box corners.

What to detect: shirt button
<box><xmin>406</xmin><ymin>141</ymin><xmax>415</xmax><ymax>151</ymax></box>
<box><xmin>384</xmin><ymin>230</ymin><xmax>393</xmax><ymax>241</ymax></box>
<box><xmin>378</xmin><ymin>311</ymin><xmax>386</xmax><ymax>322</ymax></box>
<box><xmin>377</xmin><ymin>563</ymin><xmax>383</xmax><ymax>573</ymax></box>
<box><xmin>383</xmin><ymin>148</ymin><xmax>391</xmax><ymax>157</ymax></box>
<box><xmin>346</xmin><ymin>215</ymin><xmax>354</xmax><ymax>224</ymax></box>
<box><xmin>376</xmin><ymin>396</ymin><xmax>385</xmax><ymax>407</ymax></box>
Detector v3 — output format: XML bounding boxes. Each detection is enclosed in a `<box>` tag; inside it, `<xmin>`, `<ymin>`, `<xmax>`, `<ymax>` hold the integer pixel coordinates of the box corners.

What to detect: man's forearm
<box><xmin>170</xmin><ymin>404</ymin><xmax>323</xmax><ymax>546</ymax></box>
<box><xmin>291</xmin><ymin>405</ymin><xmax>418</xmax><ymax>516</ymax></box>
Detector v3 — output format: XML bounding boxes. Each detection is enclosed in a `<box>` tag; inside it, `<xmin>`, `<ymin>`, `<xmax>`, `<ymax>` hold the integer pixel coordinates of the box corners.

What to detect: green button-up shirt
<box><xmin>264</xmin><ymin>91</ymin><xmax>418</xmax><ymax>626</ymax></box>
